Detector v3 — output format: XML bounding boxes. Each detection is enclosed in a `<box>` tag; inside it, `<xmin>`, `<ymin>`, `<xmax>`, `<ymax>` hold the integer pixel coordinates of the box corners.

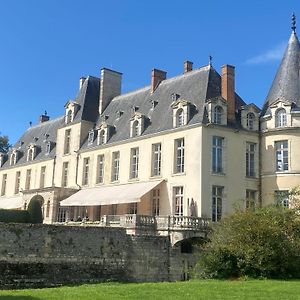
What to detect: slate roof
<box><xmin>261</xmin><ymin>31</ymin><xmax>300</xmax><ymax>116</ymax></box>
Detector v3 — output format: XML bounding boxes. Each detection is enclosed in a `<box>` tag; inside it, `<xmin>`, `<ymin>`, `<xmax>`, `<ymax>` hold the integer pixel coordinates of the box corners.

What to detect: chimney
<box><xmin>221</xmin><ymin>65</ymin><xmax>235</xmax><ymax>123</ymax></box>
<box><xmin>184</xmin><ymin>61</ymin><xmax>193</xmax><ymax>73</ymax></box>
<box><xmin>79</xmin><ymin>77</ymin><xmax>86</xmax><ymax>89</ymax></box>
<box><xmin>99</xmin><ymin>68</ymin><xmax>122</xmax><ymax>114</ymax></box>
<box><xmin>39</xmin><ymin>111</ymin><xmax>50</xmax><ymax>123</ymax></box>
<box><xmin>151</xmin><ymin>69</ymin><xmax>167</xmax><ymax>93</ymax></box>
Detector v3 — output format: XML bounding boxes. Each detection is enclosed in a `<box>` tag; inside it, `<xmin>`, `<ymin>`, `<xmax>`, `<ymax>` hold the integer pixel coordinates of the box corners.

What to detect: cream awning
<box><xmin>0</xmin><ymin>196</ymin><xmax>23</xmax><ymax>209</ymax></box>
<box><xmin>60</xmin><ymin>180</ymin><xmax>164</xmax><ymax>207</ymax></box>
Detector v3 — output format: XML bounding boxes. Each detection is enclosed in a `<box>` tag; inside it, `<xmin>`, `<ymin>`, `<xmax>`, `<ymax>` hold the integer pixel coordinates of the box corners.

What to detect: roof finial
<box><xmin>292</xmin><ymin>13</ymin><xmax>296</xmax><ymax>33</ymax></box>
<box><xmin>209</xmin><ymin>55</ymin><xmax>213</xmax><ymax>66</ymax></box>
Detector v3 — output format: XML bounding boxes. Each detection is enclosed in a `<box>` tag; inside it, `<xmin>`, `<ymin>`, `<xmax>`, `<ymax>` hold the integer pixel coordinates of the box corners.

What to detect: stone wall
<box><xmin>0</xmin><ymin>223</ymin><xmax>197</xmax><ymax>288</ymax></box>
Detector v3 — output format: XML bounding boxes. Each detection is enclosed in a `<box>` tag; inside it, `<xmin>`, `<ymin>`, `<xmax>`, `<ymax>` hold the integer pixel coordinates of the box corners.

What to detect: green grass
<box><xmin>0</xmin><ymin>280</ymin><xmax>300</xmax><ymax>300</ymax></box>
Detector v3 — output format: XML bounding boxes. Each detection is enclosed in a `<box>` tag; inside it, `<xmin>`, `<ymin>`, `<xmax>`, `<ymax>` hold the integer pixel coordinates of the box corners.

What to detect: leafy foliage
<box><xmin>0</xmin><ymin>209</ymin><xmax>29</xmax><ymax>223</ymax></box>
<box><xmin>195</xmin><ymin>206</ymin><xmax>300</xmax><ymax>279</ymax></box>
<box><xmin>27</xmin><ymin>197</ymin><xmax>43</xmax><ymax>224</ymax></box>
<box><xmin>0</xmin><ymin>134</ymin><xmax>10</xmax><ymax>153</ymax></box>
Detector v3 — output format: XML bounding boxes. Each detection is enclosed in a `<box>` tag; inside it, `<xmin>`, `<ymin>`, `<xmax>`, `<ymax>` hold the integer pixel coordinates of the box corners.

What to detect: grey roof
<box><xmin>82</xmin><ymin>65</ymin><xmax>246</xmax><ymax>149</ymax></box>
<box><xmin>261</xmin><ymin>31</ymin><xmax>300</xmax><ymax>116</ymax></box>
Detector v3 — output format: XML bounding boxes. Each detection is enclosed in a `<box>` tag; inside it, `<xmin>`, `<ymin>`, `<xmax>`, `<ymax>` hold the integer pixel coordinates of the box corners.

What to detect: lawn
<box><xmin>0</xmin><ymin>280</ymin><xmax>300</xmax><ymax>300</ymax></box>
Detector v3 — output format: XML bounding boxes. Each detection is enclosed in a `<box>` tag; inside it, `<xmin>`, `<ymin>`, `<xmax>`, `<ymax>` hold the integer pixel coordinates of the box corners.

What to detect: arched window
<box><xmin>213</xmin><ymin>106</ymin><xmax>223</xmax><ymax>124</ymax></box>
<box><xmin>98</xmin><ymin>130</ymin><xmax>105</xmax><ymax>145</ymax></box>
<box><xmin>66</xmin><ymin>110</ymin><xmax>73</xmax><ymax>124</ymax></box>
<box><xmin>27</xmin><ymin>148</ymin><xmax>33</xmax><ymax>161</ymax></box>
<box><xmin>176</xmin><ymin>109</ymin><xmax>184</xmax><ymax>127</ymax></box>
<box><xmin>275</xmin><ymin>108</ymin><xmax>287</xmax><ymax>128</ymax></box>
<box><xmin>247</xmin><ymin>113</ymin><xmax>255</xmax><ymax>130</ymax></box>
<box><xmin>132</xmin><ymin>120</ymin><xmax>139</xmax><ymax>137</ymax></box>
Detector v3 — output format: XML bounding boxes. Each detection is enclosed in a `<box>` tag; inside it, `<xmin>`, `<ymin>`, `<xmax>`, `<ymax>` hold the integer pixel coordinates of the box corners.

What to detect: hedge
<box><xmin>0</xmin><ymin>209</ymin><xmax>30</xmax><ymax>223</ymax></box>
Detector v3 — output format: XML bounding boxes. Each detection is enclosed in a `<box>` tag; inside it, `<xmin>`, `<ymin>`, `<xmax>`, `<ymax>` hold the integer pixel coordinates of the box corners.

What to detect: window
<box><xmin>152</xmin><ymin>143</ymin><xmax>162</xmax><ymax>176</ymax></box>
<box><xmin>25</xmin><ymin>169</ymin><xmax>31</xmax><ymax>190</ymax></box>
<box><xmin>98</xmin><ymin>130</ymin><xmax>105</xmax><ymax>145</ymax></box>
<box><xmin>88</xmin><ymin>131</ymin><xmax>94</xmax><ymax>145</ymax></box>
<box><xmin>212</xmin><ymin>136</ymin><xmax>223</xmax><ymax>173</ymax></box>
<box><xmin>176</xmin><ymin>109</ymin><xmax>184</xmax><ymax>127</ymax></box>
<box><xmin>174</xmin><ymin>186</ymin><xmax>184</xmax><ymax>216</ymax></box>
<box><xmin>275</xmin><ymin>108</ymin><xmax>287</xmax><ymax>128</ymax></box>
<box><xmin>64</xmin><ymin>129</ymin><xmax>71</xmax><ymax>154</ymax></box>
<box><xmin>10</xmin><ymin>151</ymin><xmax>18</xmax><ymax>166</ymax></box>
<box><xmin>82</xmin><ymin>157</ymin><xmax>90</xmax><ymax>186</ymax></box>
<box><xmin>246</xmin><ymin>190</ymin><xmax>256</xmax><ymax>210</ymax></box>
<box><xmin>15</xmin><ymin>171</ymin><xmax>21</xmax><ymax>194</ymax></box>
<box><xmin>1</xmin><ymin>174</ymin><xmax>7</xmax><ymax>196</ymax></box>
<box><xmin>45</xmin><ymin>142</ymin><xmax>51</xmax><ymax>155</ymax></box>
<box><xmin>130</xmin><ymin>148</ymin><xmax>139</xmax><ymax>179</ymax></box>
<box><xmin>46</xmin><ymin>200</ymin><xmax>50</xmax><ymax>218</ymax></box>
<box><xmin>246</xmin><ymin>142</ymin><xmax>256</xmax><ymax>177</ymax></box>
<box><xmin>57</xmin><ymin>207</ymin><xmax>67</xmax><ymax>222</ymax></box>
<box><xmin>27</xmin><ymin>148</ymin><xmax>34</xmax><ymax>161</ymax></box>
<box><xmin>174</xmin><ymin>138</ymin><xmax>184</xmax><ymax>173</ymax></box>
<box><xmin>132</xmin><ymin>120</ymin><xmax>139</xmax><ymax>137</ymax></box>
<box><xmin>247</xmin><ymin>113</ymin><xmax>255</xmax><ymax>130</ymax></box>
<box><xmin>212</xmin><ymin>186</ymin><xmax>223</xmax><ymax>222</ymax></box>
<box><xmin>40</xmin><ymin>166</ymin><xmax>46</xmax><ymax>188</ymax></box>
<box><xmin>66</xmin><ymin>110</ymin><xmax>72</xmax><ymax>124</ymax></box>
<box><xmin>96</xmin><ymin>154</ymin><xmax>105</xmax><ymax>184</ymax></box>
<box><xmin>152</xmin><ymin>189</ymin><xmax>160</xmax><ymax>216</ymax></box>
<box><xmin>128</xmin><ymin>202</ymin><xmax>137</xmax><ymax>214</ymax></box>
<box><xmin>213</xmin><ymin>106</ymin><xmax>222</xmax><ymax>124</ymax></box>
<box><xmin>275</xmin><ymin>141</ymin><xmax>288</xmax><ymax>171</ymax></box>
<box><xmin>62</xmin><ymin>162</ymin><xmax>69</xmax><ymax>187</ymax></box>
<box><xmin>275</xmin><ymin>190</ymin><xmax>289</xmax><ymax>208</ymax></box>
<box><xmin>111</xmin><ymin>151</ymin><xmax>120</xmax><ymax>182</ymax></box>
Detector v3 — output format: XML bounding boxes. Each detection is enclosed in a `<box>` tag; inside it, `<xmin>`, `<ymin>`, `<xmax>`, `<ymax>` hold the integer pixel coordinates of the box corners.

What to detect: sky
<box><xmin>0</xmin><ymin>0</ymin><xmax>300</xmax><ymax>144</ymax></box>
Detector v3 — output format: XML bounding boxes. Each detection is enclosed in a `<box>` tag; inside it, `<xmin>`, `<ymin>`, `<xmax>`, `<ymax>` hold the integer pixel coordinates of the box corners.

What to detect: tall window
<box><xmin>275</xmin><ymin>140</ymin><xmax>288</xmax><ymax>171</ymax></box>
<box><xmin>27</xmin><ymin>148</ymin><xmax>34</xmax><ymax>161</ymax></box>
<box><xmin>132</xmin><ymin>120</ymin><xmax>139</xmax><ymax>137</ymax></box>
<box><xmin>212</xmin><ymin>136</ymin><xmax>223</xmax><ymax>173</ymax></box>
<box><xmin>82</xmin><ymin>157</ymin><xmax>90</xmax><ymax>186</ymax></box>
<box><xmin>40</xmin><ymin>166</ymin><xmax>46</xmax><ymax>188</ymax></box>
<box><xmin>130</xmin><ymin>148</ymin><xmax>139</xmax><ymax>179</ymax></box>
<box><xmin>64</xmin><ymin>129</ymin><xmax>71</xmax><ymax>154</ymax></box>
<box><xmin>246</xmin><ymin>142</ymin><xmax>256</xmax><ymax>177</ymax></box>
<box><xmin>98</xmin><ymin>130</ymin><xmax>105</xmax><ymax>145</ymax></box>
<box><xmin>15</xmin><ymin>171</ymin><xmax>21</xmax><ymax>194</ymax></box>
<box><xmin>88</xmin><ymin>131</ymin><xmax>94</xmax><ymax>145</ymax></box>
<box><xmin>275</xmin><ymin>190</ymin><xmax>289</xmax><ymax>208</ymax></box>
<box><xmin>25</xmin><ymin>169</ymin><xmax>31</xmax><ymax>190</ymax></box>
<box><xmin>62</xmin><ymin>162</ymin><xmax>69</xmax><ymax>187</ymax></box>
<box><xmin>174</xmin><ymin>138</ymin><xmax>184</xmax><ymax>173</ymax></box>
<box><xmin>176</xmin><ymin>109</ymin><xmax>184</xmax><ymax>127</ymax></box>
<box><xmin>111</xmin><ymin>151</ymin><xmax>120</xmax><ymax>182</ymax></box>
<box><xmin>45</xmin><ymin>142</ymin><xmax>51</xmax><ymax>155</ymax></box>
<box><xmin>128</xmin><ymin>202</ymin><xmax>137</xmax><ymax>214</ymax></box>
<box><xmin>152</xmin><ymin>189</ymin><xmax>160</xmax><ymax>216</ymax></box>
<box><xmin>96</xmin><ymin>154</ymin><xmax>105</xmax><ymax>184</ymax></box>
<box><xmin>152</xmin><ymin>143</ymin><xmax>162</xmax><ymax>176</ymax></box>
<box><xmin>66</xmin><ymin>110</ymin><xmax>73</xmax><ymax>124</ymax></box>
<box><xmin>213</xmin><ymin>106</ymin><xmax>222</xmax><ymax>124</ymax></box>
<box><xmin>212</xmin><ymin>186</ymin><xmax>223</xmax><ymax>222</ymax></box>
<box><xmin>174</xmin><ymin>186</ymin><xmax>184</xmax><ymax>216</ymax></box>
<box><xmin>246</xmin><ymin>190</ymin><xmax>256</xmax><ymax>210</ymax></box>
<box><xmin>1</xmin><ymin>174</ymin><xmax>7</xmax><ymax>196</ymax></box>
<box><xmin>275</xmin><ymin>108</ymin><xmax>287</xmax><ymax>128</ymax></box>
<box><xmin>247</xmin><ymin>113</ymin><xmax>255</xmax><ymax>130</ymax></box>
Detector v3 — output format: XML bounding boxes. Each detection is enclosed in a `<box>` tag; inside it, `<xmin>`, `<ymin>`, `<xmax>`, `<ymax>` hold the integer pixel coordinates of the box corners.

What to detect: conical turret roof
<box><xmin>261</xmin><ymin>30</ymin><xmax>300</xmax><ymax>116</ymax></box>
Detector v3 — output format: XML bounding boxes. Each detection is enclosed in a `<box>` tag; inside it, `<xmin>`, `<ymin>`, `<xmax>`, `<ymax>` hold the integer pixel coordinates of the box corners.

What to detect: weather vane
<box><xmin>209</xmin><ymin>55</ymin><xmax>213</xmax><ymax>66</ymax></box>
<box><xmin>292</xmin><ymin>13</ymin><xmax>296</xmax><ymax>33</ymax></box>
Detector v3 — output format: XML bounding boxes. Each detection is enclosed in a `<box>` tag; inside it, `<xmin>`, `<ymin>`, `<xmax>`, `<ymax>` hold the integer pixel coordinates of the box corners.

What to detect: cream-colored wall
<box><xmin>261</xmin><ymin>130</ymin><xmax>300</xmax><ymax>205</ymax></box>
<box><xmin>201</xmin><ymin>126</ymin><xmax>259</xmax><ymax>218</ymax></box>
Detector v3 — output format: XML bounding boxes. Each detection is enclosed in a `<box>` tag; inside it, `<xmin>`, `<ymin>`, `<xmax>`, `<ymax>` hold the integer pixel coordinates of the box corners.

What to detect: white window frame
<box><xmin>212</xmin><ymin>136</ymin><xmax>223</xmax><ymax>173</ymax></box>
<box><xmin>82</xmin><ymin>157</ymin><xmax>90</xmax><ymax>186</ymax></box>
<box><xmin>130</xmin><ymin>148</ymin><xmax>139</xmax><ymax>179</ymax></box>
<box><xmin>111</xmin><ymin>151</ymin><xmax>120</xmax><ymax>182</ymax></box>
<box><xmin>96</xmin><ymin>154</ymin><xmax>105</xmax><ymax>184</ymax></box>
<box><xmin>275</xmin><ymin>140</ymin><xmax>288</xmax><ymax>171</ymax></box>
<box><xmin>1</xmin><ymin>174</ymin><xmax>7</xmax><ymax>196</ymax></box>
<box><xmin>174</xmin><ymin>138</ymin><xmax>184</xmax><ymax>174</ymax></box>
<box><xmin>173</xmin><ymin>186</ymin><xmax>184</xmax><ymax>216</ymax></box>
<box><xmin>213</xmin><ymin>106</ymin><xmax>222</xmax><ymax>124</ymax></box>
<box><xmin>40</xmin><ymin>166</ymin><xmax>46</xmax><ymax>189</ymax></box>
<box><xmin>151</xmin><ymin>143</ymin><xmax>162</xmax><ymax>177</ymax></box>
<box><xmin>275</xmin><ymin>108</ymin><xmax>287</xmax><ymax>128</ymax></box>
<box><xmin>247</xmin><ymin>112</ymin><xmax>255</xmax><ymax>130</ymax></box>
<box><xmin>25</xmin><ymin>169</ymin><xmax>31</xmax><ymax>190</ymax></box>
<box><xmin>15</xmin><ymin>171</ymin><xmax>21</xmax><ymax>194</ymax></box>
<box><xmin>274</xmin><ymin>190</ymin><xmax>289</xmax><ymax>208</ymax></box>
<box><xmin>246</xmin><ymin>142</ymin><xmax>256</xmax><ymax>177</ymax></box>
<box><xmin>64</xmin><ymin>129</ymin><xmax>71</xmax><ymax>155</ymax></box>
<box><xmin>152</xmin><ymin>189</ymin><xmax>160</xmax><ymax>216</ymax></box>
<box><xmin>246</xmin><ymin>189</ymin><xmax>256</xmax><ymax>210</ymax></box>
<box><xmin>212</xmin><ymin>186</ymin><xmax>223</xmax><ymax>222</ymax></box>
<box><xmin>62</xmin><ymin>162</ymin><xmax>69</xmax><ymax>187</ymax></box>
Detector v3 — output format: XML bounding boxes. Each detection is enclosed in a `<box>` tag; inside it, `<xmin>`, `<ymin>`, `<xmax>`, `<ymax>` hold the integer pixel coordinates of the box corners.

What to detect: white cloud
<box><xmin>246</xmin><ymin>43</ymin><xmax>286</xmax><ymax>64</ymax></box>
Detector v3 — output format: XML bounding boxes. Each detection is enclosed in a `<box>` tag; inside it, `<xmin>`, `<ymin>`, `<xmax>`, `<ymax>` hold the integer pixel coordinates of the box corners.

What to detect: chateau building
<box><xmin>0</xmin><ymin>19</ymin><xmax>298</xmax><ymax>224</ymax></box>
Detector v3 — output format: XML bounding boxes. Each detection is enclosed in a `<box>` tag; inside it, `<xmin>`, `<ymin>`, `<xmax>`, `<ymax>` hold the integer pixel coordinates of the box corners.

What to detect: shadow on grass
<box><xmin>0</xmin><ymin>296</ymin><xmax>40</xmax><ymax>300</ymax></box>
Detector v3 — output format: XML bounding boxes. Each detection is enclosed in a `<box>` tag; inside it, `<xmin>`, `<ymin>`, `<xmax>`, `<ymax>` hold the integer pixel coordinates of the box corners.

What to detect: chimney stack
<box><xmin>221</xmin><ymin>65</ymin><xmax>235</xmax><ymax>123</ymax></box>
<box><xmin>99</xmin><ymin>68</ymin><xmax>122</xmax><ymax>114</ymax></box>
<box><xmin>79</xmin><ymin>77</ymin><xmax>86</xmax><ymax>89</ymax></box>
<box><xmin>151</xmin><ymin>69</ymin><xmax>167</xmax><ymax>93</ymax></box>
<box><xmin>39</xmin><ymin>111</ymin><xmax>50</xmax><ymax>123</ymax></box>
<box><xmin>184</xmin><ymin>61</ymin><xmax>193</xmax><ymax>73</ymax></box>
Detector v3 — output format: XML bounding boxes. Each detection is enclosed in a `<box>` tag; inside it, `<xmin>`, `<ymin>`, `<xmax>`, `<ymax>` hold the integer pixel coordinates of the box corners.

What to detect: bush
<box><xmin>0</xmin><ymin>209</ymin><xmax>29</xmax><ymax>223</ymax></box>
<box><xmin>195</xmin><ymin>206</ymin><xmax>300</xmax><ymax>279</ymax></box>
<box><xmin>27</xmin><ymin>197</ymin><xmax>43</xmax><ymax>224</ymax></box>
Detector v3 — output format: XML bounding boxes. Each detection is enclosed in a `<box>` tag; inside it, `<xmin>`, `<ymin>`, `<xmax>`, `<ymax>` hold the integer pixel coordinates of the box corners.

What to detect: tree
<box><xmin>195</xmin><ymin>206</ymin><xmax>300</xmax><ymax>279</ymax></box>
<box><xmin>0</xmin><ymin>134</ymin><xmax>10</xmax><ymax>153</ymax></box>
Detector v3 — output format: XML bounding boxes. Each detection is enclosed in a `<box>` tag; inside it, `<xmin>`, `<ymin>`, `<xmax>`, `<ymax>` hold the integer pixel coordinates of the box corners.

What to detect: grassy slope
<box><xmin>0</xmin><ymin>280</ymin><xmax>300</xmax><ymax>300</ymax></box>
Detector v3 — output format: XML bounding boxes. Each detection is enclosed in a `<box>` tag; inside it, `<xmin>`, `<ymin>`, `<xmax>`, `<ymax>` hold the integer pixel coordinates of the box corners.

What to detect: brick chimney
<box><xmin>184</xmin><ymin>61</ymin><xmax>193</xmax><ymax>73</ymax></box>
<box><xmin>99</xmin><ymin>68</ymin><xmax>122</xmax><ymax>114</ymax></box>
<box><xmin>151</xmin><ymin>69</ymin><xmax>166</xmax><ymax>93</ymax></box>
<box><xmin>79</xmin><ymin>77</ymin><xmax>86</xmax><ymax>89</ymax></box>
<box><xmin>39</xmin><ymin>111</ymin><xmax>50</xmax><ymax>123</ymax></box>
<box><xmin>221</xmin><ymin>65</ymin><xmax>235</xmax><ymax>123</ymax></box>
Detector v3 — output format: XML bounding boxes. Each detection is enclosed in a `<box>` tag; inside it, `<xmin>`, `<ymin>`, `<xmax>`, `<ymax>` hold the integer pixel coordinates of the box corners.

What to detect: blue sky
<box><xmin>1</xmin><ymin>0</ymin><xmax>300</xmax><ymax>143</ymax></box>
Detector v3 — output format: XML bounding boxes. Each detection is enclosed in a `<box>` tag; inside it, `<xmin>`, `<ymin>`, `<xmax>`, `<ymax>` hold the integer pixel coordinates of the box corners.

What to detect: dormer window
<box><xmin>66</xmin><ymin>110</ymin><xmax>73</xmax><ymax>124</ymax></box>
<box><xmin>64</xmin><ymin>100</ymin><xmax>80</xmax><ymax>124</ymax></box>
<box><xmin>88</xmin><ymin>130</ymin><xmax>95</xmax><ymax>145</ymax></box>
<box><xmin>247</xmin><ymin>113</ymin><xmax>255</xmax><ymax>130</ymax></box>
<box><xmin>97</xmin><ymin>122</ymin><xmax>113</xmax><ymax>146</ymax></box>
<box><xmin>130</xmin><ymin>112</ymin><xmax>145</xmax><ymax>137</ymax></box>
<box><xmin>10</xmin><ymin>149</ymin><xmax>19</xmax><ymax>166</ymax></box>
<box><xmin>27</xmin><ymin>144</ymin><xmax>37</xmax><ymax>161</ymax></box>
<box><xmin>213</xmin><ymin>106</ymin><xmax>223</xmax><ymax>124</ymax></box>
<box><xmin>275</xmin><ymin>108</ymin><xmax>287</xmax><ymax>128</ymax></box>
<box><xmin>45</xmin><ymin>142</ymin><xmax>52</xmax><ymax>155</ymax></box>
<box><xmin>176</xmin><ymin>109</ymin><xmax>184</xmax><ymax>127</ymax></box>
<box><xmin>132</xmin><ymin>120</ymin><xmax>139</xmax><ymax>137</ymax></box>
<box><xmin>171</xmin><ymin>98</ymin><xmax>191</xmax><ymax>128</ymax></box>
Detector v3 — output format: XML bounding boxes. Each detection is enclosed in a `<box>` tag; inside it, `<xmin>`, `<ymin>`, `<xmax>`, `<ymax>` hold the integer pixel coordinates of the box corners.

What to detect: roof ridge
<box><xmin>25</xmin><ymin>115</ymin><xmax>64</xmax><ymax>131</ymax></box>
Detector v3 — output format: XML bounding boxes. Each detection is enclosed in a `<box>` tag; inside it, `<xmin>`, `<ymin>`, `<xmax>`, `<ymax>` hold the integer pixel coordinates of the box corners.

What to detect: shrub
<box><xmin>195</xmin><ymin>206</ymin><xmax>300</xmax><ymax>279</ymax></box>
<box><xmin>0</xmin><ymin>209</ymin><xmax>29</xmax><ymax>223</ymax></box>
<box><xmin>27</xmin><ymin>198</ymin><xmax>43</xmax><ymax>224</ymax></box>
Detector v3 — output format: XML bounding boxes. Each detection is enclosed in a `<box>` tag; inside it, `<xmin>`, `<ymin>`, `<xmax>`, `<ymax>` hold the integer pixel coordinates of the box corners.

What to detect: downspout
<box><xmin>51</xmin><ymin>156</ymin><xmax>56</xmax><ymax>187</ymax></box>
<box><xmin>74</xmin><ymin>150</ymin><xmax>81</xmax><ymax>189</ymax></box>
